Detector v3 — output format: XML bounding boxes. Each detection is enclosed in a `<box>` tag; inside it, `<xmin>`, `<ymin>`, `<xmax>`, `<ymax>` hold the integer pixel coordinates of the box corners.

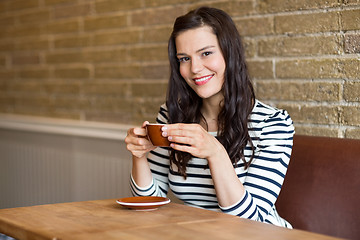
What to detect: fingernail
<box><xmin>161</xmin><ymin>126</ymin><xmax>167</xmax><ymax>131</ymax></box>
<box><xmin>162</xmin><ymin>131</ymin><xmax>168</xmax><ymax>137</ymax></box>
<box><xmin>168</xmin><ymin>136</ymin><xmax>172</xmax><ymax>141</ymax></box>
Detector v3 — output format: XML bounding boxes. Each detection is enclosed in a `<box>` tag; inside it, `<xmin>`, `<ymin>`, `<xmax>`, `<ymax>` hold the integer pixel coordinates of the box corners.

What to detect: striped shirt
<box><xmin>130</xmin><ymin>99</ymin><xmax>295</xmax><ymax>228</ymax></box>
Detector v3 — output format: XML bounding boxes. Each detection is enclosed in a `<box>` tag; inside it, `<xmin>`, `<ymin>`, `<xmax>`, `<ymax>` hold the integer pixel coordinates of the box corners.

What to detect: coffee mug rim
<box><xmin>146</xmin><ymin>123</ymin><xmax>165</xmax><ymax>126</ymax></box>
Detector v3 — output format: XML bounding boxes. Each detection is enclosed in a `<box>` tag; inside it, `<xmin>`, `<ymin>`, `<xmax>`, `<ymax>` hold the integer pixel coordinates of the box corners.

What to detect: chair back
<box><xmin>276</xmin><ymin>135</ymin><xmax>360</xmax><ymax>240</ymax></box>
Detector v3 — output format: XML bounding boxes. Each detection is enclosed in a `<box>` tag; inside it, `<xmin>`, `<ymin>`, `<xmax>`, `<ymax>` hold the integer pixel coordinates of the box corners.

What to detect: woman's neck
<box><xmin>201</xmin><ymin>97</ymin><xmax>223</xmax><ymax>132</ymax></box>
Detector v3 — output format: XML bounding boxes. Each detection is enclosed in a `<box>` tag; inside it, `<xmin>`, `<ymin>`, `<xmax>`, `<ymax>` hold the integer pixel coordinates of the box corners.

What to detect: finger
<box><xmin>125</xmin><ymin>131</ymin><xmax>150</xmax><ymax>145</ymax></box>
<box><xmin>165</xmin><ymin>128</ymin><xmax>194</xmax><ymax>138</ymax></box>
<box><xmin>170</xmin><ymin>142</ymin><xmax>194</xmax><ymax>154</ymax></box>
<box><xmin>142</xmin><ymin>121</ymin><xmax>150</xmax><ymax>128</ymax></box>
<box><xmin>165</xmin><ymin>123</ymin><xmax>203</xmax><ymax>136</ymax></box>
<box><xmin>133</xmin><ymin>143</ymin><xmax>156</xmax><ymax>154</ymax></box>
<box><xmin>127</xmin><ymin>139</ymin><xmax>153</xmax><ymax>152</ymax></box>
<box><xmin>133</xmin><ymin>127</ymin><xmax>147</xmax><ymax>137</ymax></box>
<box><xmin>168</xmin><ymin>135</ymin><xmax>194</xmax><ymax>146</ymax></box>
<box><xmin>174</xmin><ymin>123</ymin><xmax>202</xmax><ymax>130</ymax></box>
<box><xmin>135</xmin><ymin>136</ymin><xmax>153</xmax><ymax>146</ymax></box>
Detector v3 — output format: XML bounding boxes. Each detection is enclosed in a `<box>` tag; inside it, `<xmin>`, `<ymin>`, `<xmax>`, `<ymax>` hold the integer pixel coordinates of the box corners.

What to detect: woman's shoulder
<box><xmin>250</xmin><ymin>100</ymin><xmax>293</xmax><ymax>127</ymax></box>
<box><xmin>249</xmin><ymin>100</ymin><xmax>294</xmax><ymax>149</ymax></box>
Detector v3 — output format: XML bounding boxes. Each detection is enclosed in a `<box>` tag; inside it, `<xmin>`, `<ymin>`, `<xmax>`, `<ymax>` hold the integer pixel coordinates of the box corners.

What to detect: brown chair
<box><xmin>276</xmin><ymin>135</ymin><xmax>360</xmax><ymax>240</ymax></box>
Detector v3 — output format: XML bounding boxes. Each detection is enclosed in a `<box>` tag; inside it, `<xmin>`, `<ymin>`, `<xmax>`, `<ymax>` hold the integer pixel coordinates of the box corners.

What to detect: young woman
<box><xmin>125</xmin><ymin>7</ymin><xmax>294</xmax><ymax>228</ymax></box>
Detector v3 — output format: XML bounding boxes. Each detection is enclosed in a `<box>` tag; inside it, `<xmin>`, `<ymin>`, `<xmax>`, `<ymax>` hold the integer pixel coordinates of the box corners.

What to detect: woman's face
<box><xmin>175</xmin><ymin>26</ymin><xmax>226</xmax><ymax>101</ymax></box>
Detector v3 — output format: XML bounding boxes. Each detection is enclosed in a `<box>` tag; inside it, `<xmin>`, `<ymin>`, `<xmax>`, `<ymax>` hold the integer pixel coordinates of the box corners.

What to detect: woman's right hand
<box><xmin>125</xmin><ymin>121</ymin><xmax>156</xmax><ymax>159</ymax></box>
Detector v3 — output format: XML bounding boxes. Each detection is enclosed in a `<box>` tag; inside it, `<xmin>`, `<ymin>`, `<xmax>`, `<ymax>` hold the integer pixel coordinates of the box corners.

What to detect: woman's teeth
<box><xmin>194</xmin><ymin>75</ymin><xmax>212</xmax><ymax>85</ymax></box>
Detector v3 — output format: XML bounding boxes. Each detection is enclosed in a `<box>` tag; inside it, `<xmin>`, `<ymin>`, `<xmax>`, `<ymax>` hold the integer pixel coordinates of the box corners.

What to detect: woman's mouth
<box><xmin>193</xmin><ymin>74</ymin><xmax>214</xmax><ymax>86</ymax></box>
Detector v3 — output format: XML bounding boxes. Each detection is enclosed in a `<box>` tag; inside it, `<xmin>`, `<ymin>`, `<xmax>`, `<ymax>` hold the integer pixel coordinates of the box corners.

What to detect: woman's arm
<box><xmin>127</xmin><ymin>105</ymin><xmax>171</xmax><ymax>197</ymax></box>
<box><xmin>125</xmin><ymin>121</ymin><xmax>155</xmax><ymax>188</ymax></box>
<box><xmin>130</xmin><ymin>147</ymin><xmax>171</xmax><ymax>197</ymax></box>
<box><xmin>220</xmin><ymin>110</ymin><xmax>294</xmax><ymax>221</ymax></box>
<box><xmin>206</xmin><ymin>143</ymin><xmax>246</xmax><ymax>207</ymax></box>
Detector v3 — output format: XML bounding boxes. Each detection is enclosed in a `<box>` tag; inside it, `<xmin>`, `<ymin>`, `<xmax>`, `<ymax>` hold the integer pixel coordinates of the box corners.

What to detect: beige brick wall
<box><xmin>0</xmin><ymin>0</ymin><xmax>359</xmax><ymax>139</ymax></box>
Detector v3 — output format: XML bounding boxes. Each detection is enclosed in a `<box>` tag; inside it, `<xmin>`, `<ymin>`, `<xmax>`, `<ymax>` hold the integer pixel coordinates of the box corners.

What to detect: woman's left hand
<box><xmin>161</xmin><ymin>123</ymin><xmax>225</xmax><ymax>160</ymax></box>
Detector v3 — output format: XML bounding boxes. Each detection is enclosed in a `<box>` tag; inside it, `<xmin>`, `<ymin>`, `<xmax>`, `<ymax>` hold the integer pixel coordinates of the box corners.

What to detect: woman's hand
<box><xmin>162</xmin><ymin>123</ymin><xmax>225</xmax><ymax>161</ymax></box>
<box><xmin>125</xmin><ymin>121</ymin><xmax>156</xmax><ymax>159</ymax></box>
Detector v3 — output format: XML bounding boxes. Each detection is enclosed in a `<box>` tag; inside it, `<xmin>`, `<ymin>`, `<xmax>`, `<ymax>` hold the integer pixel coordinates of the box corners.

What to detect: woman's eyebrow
<box><xmin>176</xmin><ymin>45</ymin><xmax>216</xmax><ymax>57</ymax></box>
<box><xmin>196</xmin><ymin>45</ymin><xmax>215</xmax><ymax>53</ymax></box>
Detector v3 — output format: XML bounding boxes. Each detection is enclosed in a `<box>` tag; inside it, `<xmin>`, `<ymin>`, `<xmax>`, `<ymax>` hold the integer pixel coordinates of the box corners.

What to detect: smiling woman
<box><xmin>124</xmin><ymin>6</ymin><xmax>295</xmax><ymax>228</ymax></box>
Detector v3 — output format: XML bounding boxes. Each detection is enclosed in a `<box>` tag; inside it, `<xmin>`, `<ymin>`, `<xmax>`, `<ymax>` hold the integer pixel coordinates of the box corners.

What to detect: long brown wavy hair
<box><xmin>166</xmin><ymin>7</ymin><xmax>255</xmax><ymax>177</ymax></box>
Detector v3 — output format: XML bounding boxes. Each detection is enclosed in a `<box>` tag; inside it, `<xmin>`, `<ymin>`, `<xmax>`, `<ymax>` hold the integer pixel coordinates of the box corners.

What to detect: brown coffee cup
<box><xmin>146</xmin><ymin>124</ymin><xmax>170</xmax><ymax>147</ymax></box>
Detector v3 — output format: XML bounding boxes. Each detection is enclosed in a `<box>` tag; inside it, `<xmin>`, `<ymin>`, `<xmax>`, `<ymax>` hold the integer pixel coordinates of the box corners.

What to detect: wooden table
<box><xmin>0</xmin><ymin>199</ymin><xmax>343</xmax><ymax>240</ymax></box>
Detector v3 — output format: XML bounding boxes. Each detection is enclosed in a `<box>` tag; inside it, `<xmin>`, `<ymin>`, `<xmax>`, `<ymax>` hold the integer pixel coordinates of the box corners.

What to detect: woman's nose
<box><xmin>190</xmin><ymin>58</ymin><xmax>203</xmax><ymax>74</ymax></box>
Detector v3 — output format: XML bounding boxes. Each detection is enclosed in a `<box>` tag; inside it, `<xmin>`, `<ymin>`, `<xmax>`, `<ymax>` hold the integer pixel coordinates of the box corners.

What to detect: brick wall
<box><xmin>0</xmin><ymin>0</ymin><xmax>359</xmax><ymax>139</ymax></box>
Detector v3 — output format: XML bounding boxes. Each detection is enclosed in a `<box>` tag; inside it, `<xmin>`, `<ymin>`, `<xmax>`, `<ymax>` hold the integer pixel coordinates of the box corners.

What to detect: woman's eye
<box><xmin>178</xmin><ymin>57</ymin><xmax>190</xmax><ymax>63</ymax></box>
<box><xmin>202</xmin><ymin>51</ymin><xmax>213</xmax><ymax>57</ymax></box>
